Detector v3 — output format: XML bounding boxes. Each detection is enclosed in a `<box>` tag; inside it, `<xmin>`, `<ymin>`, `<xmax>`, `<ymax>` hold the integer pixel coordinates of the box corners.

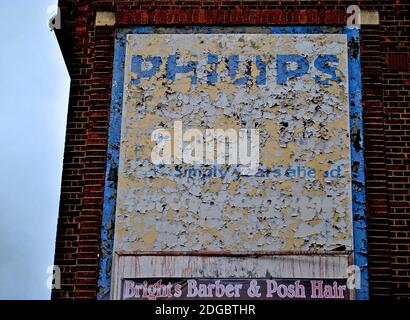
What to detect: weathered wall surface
<box><xmin>53</xmin><ymin>0</ymin><xmax>409</xmax><ymax>300</ymax></box>
<box><xmin>115</xmin><ymin>33</ymin><xmax>352</xmax><ymax>253</ymax></box>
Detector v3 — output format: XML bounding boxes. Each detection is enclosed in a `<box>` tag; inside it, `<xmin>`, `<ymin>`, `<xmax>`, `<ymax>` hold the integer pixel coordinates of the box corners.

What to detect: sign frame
<box><xmin>97</xmin><ymin>26</ymin><xmax>367</xmax><ymax>300</ymax></box>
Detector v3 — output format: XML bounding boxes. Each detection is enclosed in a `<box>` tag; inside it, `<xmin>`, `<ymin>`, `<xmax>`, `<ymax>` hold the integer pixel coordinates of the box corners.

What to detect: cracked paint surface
<box><xmin>113</xmin><ymin>34</ymin><xmax>353</xmax><ymax>253</ymax></box>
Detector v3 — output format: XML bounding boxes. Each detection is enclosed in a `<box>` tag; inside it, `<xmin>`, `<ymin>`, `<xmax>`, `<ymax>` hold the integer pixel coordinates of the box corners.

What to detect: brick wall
<box><xmin>52</xmin><ymin>0</ymin><xmax>410</xmax><ymax>300</ymax></box>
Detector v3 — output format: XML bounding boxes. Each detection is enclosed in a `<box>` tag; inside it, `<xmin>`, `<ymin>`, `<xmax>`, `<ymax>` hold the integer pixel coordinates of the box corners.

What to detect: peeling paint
<box><xmin>115</xmin><ymin>33</ymin><xmax>352</xmax><ymax>254</ymax></box>
<box><xmin>98</xmin><ymin>26</ymin><xmax>368</xmax><ymax>301</ymax></box>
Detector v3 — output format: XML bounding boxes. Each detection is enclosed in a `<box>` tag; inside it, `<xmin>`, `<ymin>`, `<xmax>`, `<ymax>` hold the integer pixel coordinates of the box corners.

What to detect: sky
<box><xmin>0</xmin><ymin>1</ymin><xmax>70</xmax><ymax>299</ymax></box>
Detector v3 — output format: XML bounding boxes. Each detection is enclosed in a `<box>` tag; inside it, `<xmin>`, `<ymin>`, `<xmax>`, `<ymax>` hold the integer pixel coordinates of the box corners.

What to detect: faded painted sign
<box><xmin>98</xmin><ymin>27</ymin><xmax>367</xmax><ymax>301</ymax></box>
<box><xmin>113</xmin><ymin>33</ymin><xmax>352</xmax><ymax>254</ymax></box>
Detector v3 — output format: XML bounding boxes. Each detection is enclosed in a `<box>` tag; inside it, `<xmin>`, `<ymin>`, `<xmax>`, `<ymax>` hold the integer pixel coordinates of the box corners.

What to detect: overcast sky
<box><xmin>0</xmin><ymin>1</ymin><xmax>70</xmax><ymax>299</ymax></box>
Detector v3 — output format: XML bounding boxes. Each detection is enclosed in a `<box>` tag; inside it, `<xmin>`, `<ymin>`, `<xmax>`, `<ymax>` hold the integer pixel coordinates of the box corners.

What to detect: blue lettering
<box><xmin>166</xmin><ymin>55</ymin><xmax>198</xmax><ymax>85</ymax></box>
<box><xmin>131</xmin><ymin>54</ymin><xmax>341</xmax><ymax>87</ymax></box>
<box><xmin>131</xmin><ymin>55</ymin><xmax>162</xmax><ymax>85</ymax></box>
<box><xmin>228</xmin><ymin>55</ymin><xmax>249</xmax><ymax>85</ymax></box>
<box><xmin>256</xmin><ymin>55</ymin><xmax>267</xmax><ymax>85</ymax></box>
<box><xmin>314</xmin><ymin>55</ymin><xmax>341</xmax><ymax>86</ymax></box>
<box><xmin>277</xmin><ymin>55</ymin><xmax>309</xmax><ymax>85</ymax></box>
<box><xmin>207</xmin><ymin>54</ymin><xmax>219</xmax><ymax>85</ymax></box>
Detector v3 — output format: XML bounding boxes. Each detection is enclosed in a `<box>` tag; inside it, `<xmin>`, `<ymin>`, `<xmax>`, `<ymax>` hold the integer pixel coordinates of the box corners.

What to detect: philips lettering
<box><xmin>131</xmin><ymin>54</ymin><xmax>343</xmax><ymax>87</ymax></box>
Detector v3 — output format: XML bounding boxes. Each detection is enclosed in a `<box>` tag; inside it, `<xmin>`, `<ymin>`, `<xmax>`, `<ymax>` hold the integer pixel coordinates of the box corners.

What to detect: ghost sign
<box><xmin>99</xmin><ymin>28</ymin><xmax>366</xmax><ymax>300</ymax></box>
<box><xmin>114</xmin><ymin>33</ymin><xmax>352</xmax><ymax>253</ymax></box>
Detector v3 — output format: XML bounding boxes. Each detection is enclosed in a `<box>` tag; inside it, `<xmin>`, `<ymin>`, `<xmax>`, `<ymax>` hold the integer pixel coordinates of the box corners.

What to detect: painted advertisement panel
<box><xmin>114</xmin><ymin>33</ymin><xmax>352</xmax><ymax>254</ymax></box>
<box><xmin>98</xmin><ymin>27</ymin><xmax>367</xmax><ymax>300</ymax></box>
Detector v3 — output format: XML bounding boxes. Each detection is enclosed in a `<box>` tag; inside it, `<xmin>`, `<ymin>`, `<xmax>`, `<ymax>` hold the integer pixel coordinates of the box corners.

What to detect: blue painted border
<box><xmin>345</xmin><ymin>27</ymin><xmax>369</xmax><ymax>300</ymax></box>
<box><xmin>97</xmin><ymin>30</ymin><xmax>127</xmax><ymax>300</ymax></box>
<box><xmin>97</xmin><ymin>26</ymin><xmax>368</xmax><ymax>300</ymax></box>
